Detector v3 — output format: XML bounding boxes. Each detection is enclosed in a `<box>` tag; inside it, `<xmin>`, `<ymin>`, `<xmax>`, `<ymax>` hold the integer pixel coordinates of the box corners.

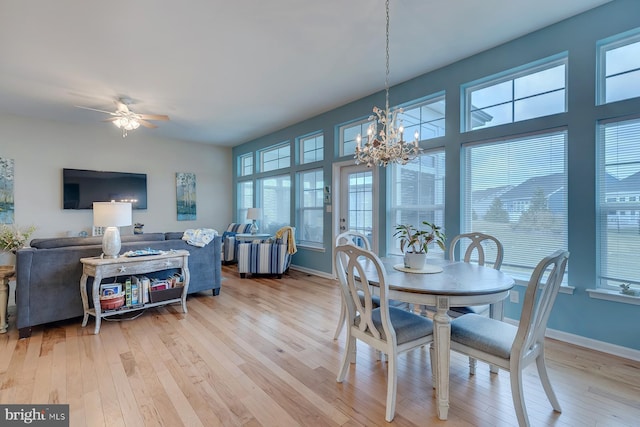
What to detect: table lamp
<box><xmin>246</xmin><ymin>208</ymin><xmax>261</xmax><ymax>235</ymax></box>
<box><xmin>93</xmin><ymin>201</ymin><xmax>132</xmax><ymax>258</ymax></box>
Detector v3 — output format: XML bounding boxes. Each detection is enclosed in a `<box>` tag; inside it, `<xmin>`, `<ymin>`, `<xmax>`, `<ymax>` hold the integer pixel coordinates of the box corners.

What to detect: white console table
<box><xmin>80</xmin><ymin>250</ymin><xmax>190</xmax><ymax>334</ymax></box>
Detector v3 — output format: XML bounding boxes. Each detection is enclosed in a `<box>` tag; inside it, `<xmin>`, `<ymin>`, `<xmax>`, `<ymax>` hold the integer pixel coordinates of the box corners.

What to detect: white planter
<box><xmin>404</xmin><ymin>252</ymin><xmax>426</xmax><ymax>270</ymax></box>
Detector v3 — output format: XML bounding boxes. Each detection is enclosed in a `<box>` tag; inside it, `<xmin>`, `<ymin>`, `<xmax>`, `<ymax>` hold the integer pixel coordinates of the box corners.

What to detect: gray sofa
<box><xmin>15</xmin><ymin>232</ymin><xmax>222</xmax><ymax>338</ymax></box>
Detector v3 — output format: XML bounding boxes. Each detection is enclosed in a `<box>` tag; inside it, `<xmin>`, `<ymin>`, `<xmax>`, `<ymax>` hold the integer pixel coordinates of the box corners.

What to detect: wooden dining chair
<box><xmin>335</xmin><ymin>244</ymin><xmax>434</xmax><ymax>422</ymax></box>
<box><xmin>333</xmin><ymin>231</ymin><xmax>376</xmax><ymax>339</ymax></box>
<box><xmin>446</xmin><ymin>249</ymin><xmax>569</xmax><ymax>427</ymax></box>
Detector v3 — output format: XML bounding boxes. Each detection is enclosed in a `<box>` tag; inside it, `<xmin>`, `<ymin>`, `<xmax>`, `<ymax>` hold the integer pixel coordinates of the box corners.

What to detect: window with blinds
<box><xmin>298</xmin><ymin>169</ymin><xmax>324</xmax><ymax>247</ymax></box>
<box><xmin>237</xmin><ymin>181</ymin><xmax>253</xmax><ymax>223</ymax></box>
<box><xmin>597</xmin><ymin>117</ymin><xmax>640</xmax><ymax>292</ymax></box>
<box><xmin>258</xmin><ymin>174</ymin><xmax>291</xmax><ymax>234</ymax></box>
<box><xmin>388</xmin><ymin>150</ymin><xmax>446</xmax><ymax>256</ymax></box>
<box><xmin>462</xmin><ymin>130</ymin><xmax>568</xmax><ymax>281</ymax></box>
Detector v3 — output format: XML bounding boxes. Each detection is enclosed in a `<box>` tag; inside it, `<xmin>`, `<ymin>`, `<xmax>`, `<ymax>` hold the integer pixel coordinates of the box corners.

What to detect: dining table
<box><xmin>356</xmin><ymin>255</ymin><xmax>515</xmax><ymax>420</ymax></box>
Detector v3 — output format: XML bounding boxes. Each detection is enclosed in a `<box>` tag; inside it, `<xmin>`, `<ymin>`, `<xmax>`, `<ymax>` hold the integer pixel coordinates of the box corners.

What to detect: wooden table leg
<box><xmin>0</xmin><ymin>274</ymin><xmax>10</xmax><ymax>333</ymax></box>
<box><xmin>433</xmin><ymin>295</ymin><xmax>451</xmax><ymax>420</ymax></box>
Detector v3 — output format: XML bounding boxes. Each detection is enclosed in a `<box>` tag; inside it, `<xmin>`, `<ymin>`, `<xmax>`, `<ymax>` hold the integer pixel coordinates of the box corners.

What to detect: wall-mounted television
<box><xmin>63</xmin><ymin>168</ymin><xmax>147</xmax><ymax>210</ymax></box>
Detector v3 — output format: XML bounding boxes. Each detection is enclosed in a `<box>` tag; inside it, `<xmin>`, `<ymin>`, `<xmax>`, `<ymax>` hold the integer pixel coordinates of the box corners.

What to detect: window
<box><xmin>388</xmin><ymin>150</ymin><xmax>446</xmax><ymax>256</ymax></box>
<box><xmin>300</xmin><ymin>133</ymin><xmax>324</xmax><ymax>164</ymax></box>
<box><xmin>597</xmin><ymin>116</ymin><xmax>640</xmax><ymax>292</ymax></box>
<box><xmin>298</xmin><ymin>169</ymin><xmax>324</xmax><ymax>246</ymax></box>
<box><xmin>237</xmin><ymin>181</ymin><xmax>253</xmax><ymax>222</ymax></box>
<box><xmin>260</xmin><ymin>142</ymin><xmax>290</xmax><ymax>172</ymax></box>
<box><xmin>398</xmin><ymin>94</ymin><xmax>446</xmax><ymax>141</ymax></box>
<box><xmin>340</xmin><ymin>118</ymin><xmax>370</xmax><ymax>157</ymax></box>
<box><xmin>258</xmin><ymin>174</ymin><xmax>291</xmax><ymax>235</ymax></box>
<box><xmin>239</xmin><ymin>153</ymin><xmax>253</xmax><ymax>177</ymax></box>
<box><xmin>463</xmin><ymin>55</ymin><xmax>567</xmax><ymax>131</ymax></box>
<box><xmin>462</xmin><ymin>130</ymin><xmax>568</xmax><ymax>281</ymax></box>
<box><xmin>597</xmin><ymin>28</ymin><xmax>640</xmax><ymax>105</ymax></box>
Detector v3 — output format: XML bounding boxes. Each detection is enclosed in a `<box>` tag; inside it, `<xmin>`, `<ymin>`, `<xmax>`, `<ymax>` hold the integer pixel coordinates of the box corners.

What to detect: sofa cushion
<box><xmin>30</xmin><ymin>233</ymin><xmax>166</xmax><ymax>249</ymax></box>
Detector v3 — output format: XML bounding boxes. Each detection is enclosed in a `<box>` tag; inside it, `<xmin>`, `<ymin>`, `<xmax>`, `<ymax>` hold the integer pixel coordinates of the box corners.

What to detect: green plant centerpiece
<box><xmin>393</xmin><ymin>221</ymin><xmax>445</xmax><ymax>270</ymax></box>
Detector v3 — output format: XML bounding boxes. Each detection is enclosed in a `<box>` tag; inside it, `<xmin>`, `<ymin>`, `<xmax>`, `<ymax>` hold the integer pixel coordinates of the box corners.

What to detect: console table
<box><xmin>80</xmin><ymin>250</ymin><xmax>190</xmax><ymax>334</ymax></box>
<box><xmin>0</xmin><ymin>265</ymin><xmax>16</xmax><ymax>334</ymax></box>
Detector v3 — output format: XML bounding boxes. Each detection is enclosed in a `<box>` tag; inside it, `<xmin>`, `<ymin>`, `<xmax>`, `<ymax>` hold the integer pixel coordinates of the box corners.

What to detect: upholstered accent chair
<box><xmin>237</xmin><ymin>227</ymin><xmax>296</xmax><ymax>278</ymax></box>
<box><xmin>221</xmin><ymin>223</ymin><xmax>253</xmax><ymax>263</ymax></box>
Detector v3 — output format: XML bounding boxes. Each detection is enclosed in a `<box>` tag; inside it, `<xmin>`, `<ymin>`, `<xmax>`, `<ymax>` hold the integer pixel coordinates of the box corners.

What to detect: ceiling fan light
<box><xmin>129</xmin><ymin>119</ymin><xmax>140</xmax><ymax>130</ymax></box>
<box><xmin>113</xmin><ymin>117</ymin><xmax>124</xmax><ymax>128</ymax></box>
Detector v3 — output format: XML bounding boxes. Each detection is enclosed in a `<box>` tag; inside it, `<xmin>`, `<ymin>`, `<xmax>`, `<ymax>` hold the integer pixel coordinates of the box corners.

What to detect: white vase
<box><xmin>404</xmin><ymin>252</ymin><xmax>426</xmax><ymax>270</ymax></box>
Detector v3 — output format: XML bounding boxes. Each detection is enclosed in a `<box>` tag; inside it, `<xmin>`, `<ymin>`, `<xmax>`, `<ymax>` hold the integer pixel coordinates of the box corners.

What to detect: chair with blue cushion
<box><xmin>221</xmin><ymin>223</ymin><xmax>253</xmax><ymax>263</ymax></box>
<box><xmin>237</xmin><ymin>226</ymin><xmax>296</xmax><ymax>278</ymax></box>
<box><xmin>445</xmin><ymin>249</ymin><xmax>569</xmax><ymax>427</ymax></box>
<box><xmin>335</xmin><ymin>243</ymin><xmax>434</xmax><ymax>422</ymax></box>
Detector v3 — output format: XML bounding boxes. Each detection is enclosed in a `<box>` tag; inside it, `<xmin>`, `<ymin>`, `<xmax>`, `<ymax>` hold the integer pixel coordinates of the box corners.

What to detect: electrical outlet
<box><xmin>510</xmin><ymin>290</ymin><xmax>519</xmax><ymax>304</ymax></box>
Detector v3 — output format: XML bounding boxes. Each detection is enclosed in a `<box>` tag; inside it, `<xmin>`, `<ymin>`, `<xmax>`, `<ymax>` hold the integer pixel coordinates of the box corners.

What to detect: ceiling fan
<box><xmin>76</xmin><ymin>97</ymin><xmax>170</xmax><ymax>138</ymax></box>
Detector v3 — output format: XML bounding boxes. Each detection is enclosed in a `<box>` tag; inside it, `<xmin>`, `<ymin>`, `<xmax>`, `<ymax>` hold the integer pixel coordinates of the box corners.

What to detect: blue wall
<box><xmin>233</xmin><ymin>0</ymin><xmax>640</xmax><ymax>351</ymax></box>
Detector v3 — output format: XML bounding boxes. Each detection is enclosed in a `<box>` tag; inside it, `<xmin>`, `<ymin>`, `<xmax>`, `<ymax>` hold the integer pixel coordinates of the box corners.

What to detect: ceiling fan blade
<box><xmin>138</xmin><ymin>114</ymin><xmax>170</xmax><ymax>121</ymax></box>
<box><xmin>102</xmin><ymin>117</ymin><xmax>119</xmax><ymax>122</ymax></box>
<box><xmin>138</xmin><ymin>119</ymin><xmax>158</xmax><ymax>128</ymax></box>
<box><xmin>115</xmin><ymin>100</ymin><xmax>130</xmax><ymax>113</ymax></box>
<box><xmin>75</xmin><ymin>105</ymin><xmax>116</xmax><ymax>115</ymax></box>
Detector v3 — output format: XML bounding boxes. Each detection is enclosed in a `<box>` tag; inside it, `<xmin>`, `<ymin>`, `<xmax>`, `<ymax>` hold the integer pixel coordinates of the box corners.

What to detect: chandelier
<box><xmin>354</xmin><ymin>0</ymin><xmax>422</xmax><ymax>167</ymax></box>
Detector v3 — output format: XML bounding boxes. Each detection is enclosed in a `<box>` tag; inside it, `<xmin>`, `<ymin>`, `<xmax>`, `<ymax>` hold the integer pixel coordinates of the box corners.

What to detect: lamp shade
<box><xmin>246</xmin><ymin>208</ymin><xmax>261</xmax><ymax>220</ymax></box>
<box><xmin>93</xmin><ymin>201</ymin><xmax>132</xmax><ymax>227</ymax></box>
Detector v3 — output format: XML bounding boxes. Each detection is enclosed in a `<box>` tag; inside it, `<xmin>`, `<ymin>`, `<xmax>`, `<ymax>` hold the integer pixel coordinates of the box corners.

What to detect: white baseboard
<box><xmin>505</xmin><ymin>318</ymin><xmax>640</xmax><ymax>362</ymax></box>
<box><xmin>289</xmin><ymin>264</ymin><xmax>335</xmax><ymax>280</ymax></box>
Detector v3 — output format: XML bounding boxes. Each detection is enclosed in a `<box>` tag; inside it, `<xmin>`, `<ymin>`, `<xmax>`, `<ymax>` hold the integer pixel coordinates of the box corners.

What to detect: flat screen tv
<box><xmin>63</xmin><ymin>168</ymin><xmax>147</xmax><ymax>210</ymax></box>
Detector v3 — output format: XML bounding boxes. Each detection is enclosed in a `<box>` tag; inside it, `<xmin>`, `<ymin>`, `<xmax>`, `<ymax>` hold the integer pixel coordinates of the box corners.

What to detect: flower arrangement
<box><xmin>393</xmin><ymin>221</ymin><xmax>446</xmax><ymax>254</ymax></box>
<box><xmin>0</xmin><ymin>224</ymin><xmax>36</xmax><ymax>253</ymax></box>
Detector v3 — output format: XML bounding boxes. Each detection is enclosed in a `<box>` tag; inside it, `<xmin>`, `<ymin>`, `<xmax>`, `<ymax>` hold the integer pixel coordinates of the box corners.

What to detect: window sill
<box><xmin>587</xmin><ymin>288</ymin><xmax>640</xmax><ymax>305</ymax></box>
<box><xmin>296</xmin><ymin>243</ymin><xmax>325</xmax><ymax>253</ymax></box>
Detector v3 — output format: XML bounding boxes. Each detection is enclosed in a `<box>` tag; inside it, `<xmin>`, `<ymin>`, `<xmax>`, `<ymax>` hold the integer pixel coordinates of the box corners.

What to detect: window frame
<box><xmin>339</xmin><ymin>118</ymin><xmax>371</xmax><ymax>158</ymax></box>
<box><xmin>238</xmin><ymin>153</ymin><xmax>253</xmax><ymax>177</ymax></box>
<box><xmin>462</xmin><ymin>53</ymin><xmax>568</xmax><ymax>132</ymax></box>
<box><xmin>596</xmin><ymin>27</ymin><xmax>640</xmax><ymax>105</ymax></box>
<box><xmin>299</xmin><ymin>132</ymin><xmax>324</xmax><ymax>165</ymax></box>
<box><xmin>259</xmin><ymin>141</ymin><xmax>291</xmax><ymax>173</ymax></box>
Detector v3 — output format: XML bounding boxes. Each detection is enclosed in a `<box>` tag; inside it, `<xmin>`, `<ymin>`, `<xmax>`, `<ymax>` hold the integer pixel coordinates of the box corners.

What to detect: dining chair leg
<box><xmin>333</xmin><ymin>301</ymin><xmax>346</xmax><ymax>340</ymax></box>
<box><xmin>468</xmin><ymin>357</ymin><xmax>477</xmax><ymax>375</ymax></box>
<box><xmin>385</xmin><ymin>352</ymin><xmax>398</xmax><ymax>422</ymax></box>
<box><xmin>429</xmin><ymin>343</ymin><xmax>436</xmax><ymax>388</ymax></box>
<box><xmin>510</xmin><ymin>366</ymin><xmax>529</xmax><ymax>427</ymax></box>
<box><xmin>536</xmin><ymin>353</ymin><xmax>562</xmax><ymax>412</ymax></box>
<box><xmin>337</xmin><ymin>336</ymin><xmax>356</xmax><ymax>382</ymax></box>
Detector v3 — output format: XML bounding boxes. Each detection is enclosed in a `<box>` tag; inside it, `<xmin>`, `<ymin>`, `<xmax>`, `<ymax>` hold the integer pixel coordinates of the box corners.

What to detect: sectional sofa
<box><xmin>15</xmin><ymin>232</ymin><xmax>221</xmax><ymax>338</ymax></box>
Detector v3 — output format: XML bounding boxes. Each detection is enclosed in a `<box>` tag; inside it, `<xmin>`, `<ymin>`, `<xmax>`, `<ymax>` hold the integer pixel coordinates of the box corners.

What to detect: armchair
<box><xmin>237</xmin><ymin>226</ymin><xmax>296</xmax><ymax>278</ymax></box>
<box><xmin>222</xmin><ymin>223</ymin><xmax>253</xmax><ymax>263</ymax></box>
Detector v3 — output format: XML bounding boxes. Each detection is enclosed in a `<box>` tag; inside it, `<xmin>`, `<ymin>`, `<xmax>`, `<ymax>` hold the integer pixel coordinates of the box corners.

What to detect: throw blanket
<box><xmin>275</xmin><ymin>226</ymin><xmax>297</xmax><ymax>254</ymax></box>
<box><xmin>182</xmin><ymin>228</ymin><xmax>218</xmax><ymax>247</ymax></box>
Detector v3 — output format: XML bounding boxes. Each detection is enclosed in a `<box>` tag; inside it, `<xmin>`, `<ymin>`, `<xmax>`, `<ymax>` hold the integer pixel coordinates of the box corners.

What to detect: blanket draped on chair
<box><xmin>275</xmin><ymin>226</ymin><xmax>297</xmax><ymax>254</ymax></box>
<box><xmin>182</xmin><ymin>228</ymin><xmax>218</xmax><ymax>247</ymax></box>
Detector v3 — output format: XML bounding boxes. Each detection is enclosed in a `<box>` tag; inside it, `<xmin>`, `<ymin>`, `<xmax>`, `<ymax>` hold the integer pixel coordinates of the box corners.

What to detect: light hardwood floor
<box><xmin>1</xmin><ymin>266</ymin><xmax>638</xmax><ymax>426</ymax></box>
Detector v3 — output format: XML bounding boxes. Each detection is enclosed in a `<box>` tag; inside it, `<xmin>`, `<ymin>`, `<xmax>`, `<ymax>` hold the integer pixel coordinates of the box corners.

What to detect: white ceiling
<box><xmin>0</xmin><ymin>0</ymin><xmax>611</xmax><ymax>147</ymax></box>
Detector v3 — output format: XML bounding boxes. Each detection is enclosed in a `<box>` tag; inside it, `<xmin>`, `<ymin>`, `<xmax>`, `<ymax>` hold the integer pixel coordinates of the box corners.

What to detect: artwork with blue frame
<box><xmin>176</xmin><ymin>172</ymin><xmax>196</xmax><ymax>221</ymax></box>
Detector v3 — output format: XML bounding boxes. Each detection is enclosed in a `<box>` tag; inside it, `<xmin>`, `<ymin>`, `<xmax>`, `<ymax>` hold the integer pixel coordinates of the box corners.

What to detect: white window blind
<box><xmin>298</xmin><ymin>169</ymin><xmax>324</xmax><ymax>246</ymax></box>
<box><xmin>462</xmin><ymin>130</ymin><xmax>567</xmax><ymax>281</ymax></box>
<box><xmin>258</xmin><ymin>174</ymin><xmax>291</xmax><ymax>235</ymax></box>
<box><xmin>597</xmin><ymin>117</ymin><xmax>640</xmax><ymax>291</ymax></box>
<box><xmin>237</xmin><ymin>181</ymin><xmax>253</xmax><ymax>223</ymax></box>
<box><xmin>388</xmin><ymin>150</ymin><xmax>445</xmax><ymax>256</ymax></box>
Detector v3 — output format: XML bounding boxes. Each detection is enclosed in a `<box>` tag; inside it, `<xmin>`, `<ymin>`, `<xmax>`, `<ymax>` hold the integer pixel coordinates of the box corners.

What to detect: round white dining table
<box><xmin>356</xmin><ymin>255</ymin><xmax>515</xmax><ymax>420</ymax></box>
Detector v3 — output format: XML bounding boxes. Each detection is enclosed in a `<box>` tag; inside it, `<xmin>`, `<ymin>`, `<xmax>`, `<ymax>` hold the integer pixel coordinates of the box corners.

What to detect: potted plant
<box><xmin>393</xmin><ymin>221</ymin><xmax>446</xmax><ymax>269</ymax></box>
<box><xmin>0</xmin><ymin>224</ymin><xmax>36</xmax><ymax>254</ymax></box>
